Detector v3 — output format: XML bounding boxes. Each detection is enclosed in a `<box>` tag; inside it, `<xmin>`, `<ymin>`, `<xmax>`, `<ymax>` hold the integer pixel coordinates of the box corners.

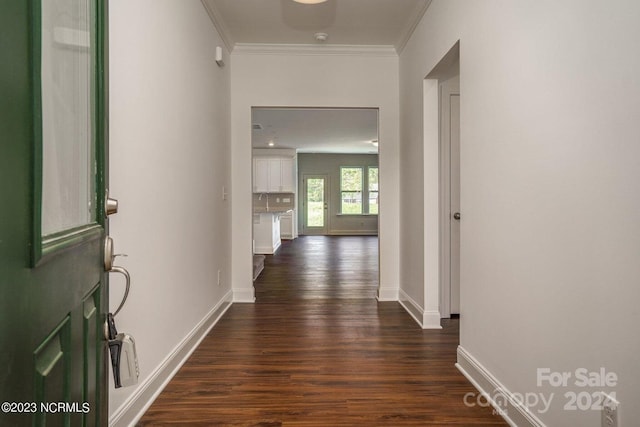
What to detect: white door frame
<box><xmin>422</xmin><ymin>41</ymin><xmax>460</xmax><ymax>326</ymax></box>
<box><xmin>439</xmin><ymin>79</ymin><xmax>460</xmax><ymax>318</ymax></box>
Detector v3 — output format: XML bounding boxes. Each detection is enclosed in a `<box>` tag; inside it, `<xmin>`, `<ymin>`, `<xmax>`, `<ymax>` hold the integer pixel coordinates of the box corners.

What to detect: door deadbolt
<box><xmin>106</xmin><ymin>190</ymin><xmax>118</xmax><ymax>216</ymax></box>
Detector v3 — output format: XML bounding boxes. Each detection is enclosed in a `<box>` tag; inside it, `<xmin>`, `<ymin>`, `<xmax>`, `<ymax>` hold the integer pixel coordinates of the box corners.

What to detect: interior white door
<box><xmin>449</xmin><ymin>94</ymin><xmax>461</xmax><ymax>314</ymax></box>
<box><xmin>439</xmin><ymin>76</ymin><xmax>460</xmax><ymax>318</ymax></box>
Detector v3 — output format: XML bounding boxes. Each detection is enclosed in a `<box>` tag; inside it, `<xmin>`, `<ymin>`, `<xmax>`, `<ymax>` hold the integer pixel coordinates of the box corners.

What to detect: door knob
<box><xmin>453</xmin><ymin>212</ymin><xmax>461</xmax><ymax>220</ymax></box>
<box><xmin>106</xmin><ymin>190</ymin><xmax>118</xmax><ymax>216</ymax></box>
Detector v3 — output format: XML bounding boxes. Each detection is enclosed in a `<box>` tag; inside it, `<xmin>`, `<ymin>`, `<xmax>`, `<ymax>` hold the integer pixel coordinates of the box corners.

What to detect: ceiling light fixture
<box><xmin>268</xmin><ymin>141</ymin><xmax>275</xmax><ymax>147</ymax></box>
<box><xmin>293</xmin><ymin>0</ymin><xmax>328</xmax><ymax>4</ymax></box>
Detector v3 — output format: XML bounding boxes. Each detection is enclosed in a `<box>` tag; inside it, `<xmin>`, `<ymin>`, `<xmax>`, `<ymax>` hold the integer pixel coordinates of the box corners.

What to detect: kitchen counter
<box><xmin>253</xmin><ymin>193</ymin><xmax>295</xmax><ymax>254</ymax></box>
<box><xmin>253</xmin><ymin>208</ymin><xmax>293</xmax><ymax>214</ymax></box>
<box><xmin>253</xmin><ymin>212</ymin><xmax>282</xmax><ymax>254</ymax></box>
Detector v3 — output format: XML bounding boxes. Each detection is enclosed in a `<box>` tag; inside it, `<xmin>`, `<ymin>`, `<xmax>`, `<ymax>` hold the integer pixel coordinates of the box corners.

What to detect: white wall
<box><xmin>231</xmin><ymin>47</ymin><xmax>400</xmax><ymax>302</ymax></box>
<box><xmin>401</xmin><ymin>0</ymin><xmax>640</xmax><ymax>425</ymax></box>
<box><xmin>108</xmin><ymin>0</ymin><xmax>232</xmax><ymax>424</ymax></box>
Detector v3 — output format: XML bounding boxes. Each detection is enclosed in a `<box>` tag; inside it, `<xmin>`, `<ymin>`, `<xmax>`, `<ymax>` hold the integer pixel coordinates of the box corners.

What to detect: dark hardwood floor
<box><xmin>139</xmin><ymin>236</ymin><xmax>506</xmax><ymax>426</ymax></box>
<box><xmin>256</xmin><ymin>236</ymin><xmax>380</xmax><ymax>301</ymax></box>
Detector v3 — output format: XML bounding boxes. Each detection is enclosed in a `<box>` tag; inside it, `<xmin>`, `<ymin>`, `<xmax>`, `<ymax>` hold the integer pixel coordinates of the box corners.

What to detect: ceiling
<box><xmin>205</xmin><ymin>1</ymin><xmax>429</xmax><ymax>154</ymax></box>
<box><xmin>252</xmin><ymin>108</ymin><xmax>379</xmax><ymax>154</ymax></box>
<box><xmin>204</xmin><ymin>0</ymin><xmax>431</xmax><ymax>51</ymax></box>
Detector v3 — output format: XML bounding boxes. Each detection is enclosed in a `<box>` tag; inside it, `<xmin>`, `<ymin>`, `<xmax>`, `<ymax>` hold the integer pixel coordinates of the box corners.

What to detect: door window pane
<box><xmin>41</xmin><ymin>0</ymin><xmax>95</xmax><ymax>235</ymax></box>
<box><xmin>306</xmin><ymin>179</ymin><xmax>324</xmax><ymax>227</ymax></box>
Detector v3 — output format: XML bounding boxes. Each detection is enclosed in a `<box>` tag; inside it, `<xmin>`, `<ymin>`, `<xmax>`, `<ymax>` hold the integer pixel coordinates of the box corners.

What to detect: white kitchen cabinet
<box><xmin>253</xmin><ymin>212</ymin><xmax>281</xmax><ymax>254</ymax></box>
<box><xmin>253</xmin><ymin>158</ymin><xmax>270</xmax><ymax>193</ymax></box>
<box><xmin>268</xmin><ymin>158</ymin><xmax>282</xmax><ymax>192</ymax></box>
<box><xmin>280</xmin><ymin>158</ymin><xmax>294</xmax><ymax>192</ymax></box>
<box><xmin>280</xmin><ymin>210</ymin><xmax>295</xmax><ymax>240</ymax></box>
<box><xmin>253</xmin><ymin>156</ymin><xmax>295</xmax><ymax>193</ymax></box>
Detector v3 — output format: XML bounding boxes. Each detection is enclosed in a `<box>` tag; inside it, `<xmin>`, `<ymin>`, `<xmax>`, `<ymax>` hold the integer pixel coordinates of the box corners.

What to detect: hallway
<box><xmin>139</xmin><ymin>236</ymin><xmax>506</xmax><ymax>425</ymax></box>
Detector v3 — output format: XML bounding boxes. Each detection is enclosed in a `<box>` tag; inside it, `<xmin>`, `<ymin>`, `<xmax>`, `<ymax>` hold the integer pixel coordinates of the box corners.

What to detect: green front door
<box><xmin>1</xmin><ymin>0</ymin><xmax>109</xmax><ymax>425</ymax></box>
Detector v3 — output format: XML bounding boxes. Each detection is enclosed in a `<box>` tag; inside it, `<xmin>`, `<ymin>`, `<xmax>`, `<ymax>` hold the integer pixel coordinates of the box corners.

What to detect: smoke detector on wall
<box><xmin>314</xmin><ymin>32</ymin><xmax>329</xmax><ymax>42</ymax></box>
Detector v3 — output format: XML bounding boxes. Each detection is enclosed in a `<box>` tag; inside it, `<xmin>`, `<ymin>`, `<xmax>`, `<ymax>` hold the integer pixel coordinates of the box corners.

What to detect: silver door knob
<box><xmin>453</xmin><ymin>212</ymin><xmax>461</xmax><ymax>220</ymax></box>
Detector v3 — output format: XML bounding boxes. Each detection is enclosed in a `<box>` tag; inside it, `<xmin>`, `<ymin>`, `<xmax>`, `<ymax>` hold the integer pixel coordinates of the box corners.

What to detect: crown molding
<box><xmin>200</xmin><ymin>0</ymin><xmax>234</xmax><ymax>51</ymax></box>
<box><xmin>202</xmin><ymin>0</ymin><xmax>430</xmax><ymax>56</ymax></box>
<box><xmin>396</xmin><ymin>0</ymin><xmax>432</xmax><ymax>54</ymax></box>
<box><xmin>233</xmin><ymin>43</ymin><xmax>398</xmax><ymax>57</ymax></box>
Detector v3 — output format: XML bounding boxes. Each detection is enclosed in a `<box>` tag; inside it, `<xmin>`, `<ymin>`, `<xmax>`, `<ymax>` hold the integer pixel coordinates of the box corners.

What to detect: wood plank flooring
<box><xmin>255</xmin><ymin>236</ymin><xmax>380</xmax><ymax>301</ymax></box>
<box><xmin>139</xmin><ymin>236</ymin><xmax>506</xmax><ymax>426</ymax></box>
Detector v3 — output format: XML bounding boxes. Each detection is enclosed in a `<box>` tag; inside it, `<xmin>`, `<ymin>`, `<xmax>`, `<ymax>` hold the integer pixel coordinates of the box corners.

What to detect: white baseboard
<box><xmin>422</xmin><ymin>309</ymin><xmax>442</xmax><ymax>328</ymax></box>
<box><xmin>398</xmin><ymin>289</ymin><xmax>442</xmax><ymax>329</ymax></box>
<box><xmin>233</xmin><ymin>287</ymin><xmax>256</xmax><ymax>303</ymax></box>
<box><xmin>108</xmin><ymin>290</ymin><xmax>233</xmax><ymax>427</ymax></box>
<box><xmin>376</xmin><ymin>285</ymin><xmax>399</xmax><ymax>301</ymax></box>
<box><xmin>456</xmin><ymin>346</ymin><xmax>547</xmax><ymax>427</ymax></box>
<box><xmin>398</xmin><ymin>289</ymin><xmax>422</xmax><ymax>327</ymax></box>
<box><xmin>328</xmin><ymin>230</ymin><xmax>378</xmax><ymax>236</ymax></box>
<box><xmin>254</xmin><ymin>243</ymin><xmax>279</xmax><ymax>254</ymax></box>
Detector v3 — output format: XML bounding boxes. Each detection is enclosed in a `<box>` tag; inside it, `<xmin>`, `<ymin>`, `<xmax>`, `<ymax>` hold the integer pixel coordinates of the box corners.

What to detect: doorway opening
<box><xmin>250</xmin><ymin>107</ymin><xmax>380</xmax><ymax>300</ymax></box>
<box><xmin>425</xmin><ymin>42</ymin><xmax>461</xmax><ymax>321</ymax></box>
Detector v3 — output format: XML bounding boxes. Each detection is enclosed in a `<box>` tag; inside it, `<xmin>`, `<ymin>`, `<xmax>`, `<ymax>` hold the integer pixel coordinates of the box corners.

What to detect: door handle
<box><xmin>109</xmin><ymin>266</ymin><xmax>130</xmax><ymax>317</ymax></box>
<box><xmin>104</xmin><ymin>236</ymin><xmax>131</xmax><ymax>317</ymax></box>
<box><xmin>102</xmin><ymin>237</ymin><xmax>138</xmax><ymax>389</ymax></box>
<box><xmin>453</xmin><ymin>212</ymin><xmax>461</xmax><ymax>220</ymax></box>
<box><xmin>104</xmin><ymin>236</ymin><xmax>114</xmax><ymax>270</ymax></box>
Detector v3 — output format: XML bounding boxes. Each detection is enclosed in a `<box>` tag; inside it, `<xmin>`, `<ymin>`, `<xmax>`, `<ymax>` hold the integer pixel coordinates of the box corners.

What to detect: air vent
<box><xmin>252</xmin><ymin>124</ymin><xmax>263</xmax><ymax>130</ymax></box>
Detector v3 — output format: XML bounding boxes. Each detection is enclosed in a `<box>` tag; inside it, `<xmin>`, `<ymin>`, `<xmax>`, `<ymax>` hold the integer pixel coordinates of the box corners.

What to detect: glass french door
<box><xmin>303</xmin><ymin>175</ymin><xmax>328</xmax><ymax>235</ymax></box>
